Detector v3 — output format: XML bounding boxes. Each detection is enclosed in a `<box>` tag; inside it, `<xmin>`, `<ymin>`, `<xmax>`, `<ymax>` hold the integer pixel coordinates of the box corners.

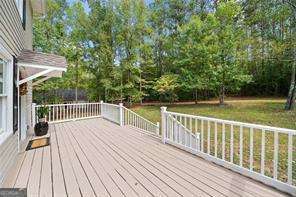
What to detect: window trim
<box><xmin>0</xmin><ymin>45</ymin><xmax>14</xmax><ymax>145</ymax></box>
<box><xmin>0</xmin><ymin>59</ymin><xmax>6</xmax><ymax>95</ymax></box>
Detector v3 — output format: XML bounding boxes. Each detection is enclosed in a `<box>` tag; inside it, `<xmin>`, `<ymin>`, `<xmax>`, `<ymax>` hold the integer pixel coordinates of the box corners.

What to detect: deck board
<box><xmin>4</xmin><ymin>118</ymin><xmax>290</xmax><ymax>197</ymax></box>
<box><xmin>39</xmin><ymin>144</ymin><xmax>52</xmax><ymax>197</ymax></box>
<box><xmin>72</xmin><ymin>125</ymin><xmax>152</xmax><ymax>196</ymax></box>
<box><xmin>61</xmin><ymin>123</ymin><xmax>110</xmax><ymax>196</ymax></box>
<box><xmin>27</xmin><ymin>148</ymin><xmax>43</xmax><ymax>197</ymax></box>
<box><xmin>98</xmin><ymin>121</ymin><xmax>280</xmax><ymax>197</ymax></box>
<box><xmin>51</xmin><ymin>124</ymin><xmax>67</xmax><ymax>197</ymax></box>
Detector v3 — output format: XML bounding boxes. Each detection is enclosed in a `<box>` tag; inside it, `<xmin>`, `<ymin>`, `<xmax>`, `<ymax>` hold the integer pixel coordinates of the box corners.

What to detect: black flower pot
<box><xmin>34</xmin><ymin>122</ymin><xmax>49</xmax><ymax>136</ymax></box>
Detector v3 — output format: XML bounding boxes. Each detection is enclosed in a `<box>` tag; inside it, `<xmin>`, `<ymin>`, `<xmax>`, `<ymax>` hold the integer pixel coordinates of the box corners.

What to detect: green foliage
<box><xmin>32</xmin><ymin>0</ymin><xmax>295</xmax><ymax>105</ymax></box>
<box><xmin>36</xmin><ymin>105</ymin><xmax>50</xmax><ymax>119</ymax></box>
<box><xmin>153</xmin><ymin>74</ymin><xmax>179</xmax><ymax>103</ymax></box>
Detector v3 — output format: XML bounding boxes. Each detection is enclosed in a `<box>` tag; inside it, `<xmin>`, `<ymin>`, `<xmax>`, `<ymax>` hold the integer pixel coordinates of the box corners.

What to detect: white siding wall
<box><xmin>0</xmin><ymin>0</ymin><xmax>34</xmax><ymax>186</ymax></box>
<box><xmin>0</xmin><ymin>0</ymin><xmax>25</xmax><ymax>56</ymax></box>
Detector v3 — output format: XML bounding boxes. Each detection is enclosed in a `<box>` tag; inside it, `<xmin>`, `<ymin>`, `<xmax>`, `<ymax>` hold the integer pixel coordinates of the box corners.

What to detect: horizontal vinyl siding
<box><xmin>0</xmin><ymin>0</ymin><xmax>26</xmax><ymax>187</ymax></box>
<box><xmin>0</xmin><ymin>0</ymin><xmax>25</xmax><ymax>56</ymax></box>
<box><xmin>0</xmin><ymin>134</ymin><xmax>18</xmax><ymax>186</ymax></box>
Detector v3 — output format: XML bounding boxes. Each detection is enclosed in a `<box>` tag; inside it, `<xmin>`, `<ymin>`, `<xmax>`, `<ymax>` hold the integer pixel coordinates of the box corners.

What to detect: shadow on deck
<box><xmin>3</xmin><ymin>118</ymin><xmax>289</xmax><ymax>197</ymax></box>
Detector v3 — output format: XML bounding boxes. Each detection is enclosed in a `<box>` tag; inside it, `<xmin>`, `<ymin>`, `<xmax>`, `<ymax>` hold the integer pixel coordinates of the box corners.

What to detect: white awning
<box><xmin>17</xmin><ymin>50</ymin><xmax>67</xmax><ymax>86</ymax></box>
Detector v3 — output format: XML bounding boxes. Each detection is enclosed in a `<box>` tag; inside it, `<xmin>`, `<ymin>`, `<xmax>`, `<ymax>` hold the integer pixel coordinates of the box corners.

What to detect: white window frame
<box><xmin>0</xmin><ymin>59</ymin><xmax>7</xmax><ymax>96</ymax></box>
<box><xmin>0</xmin><ymin>44</ymin><xmax>13</xmax><ymax>145</ymax></box>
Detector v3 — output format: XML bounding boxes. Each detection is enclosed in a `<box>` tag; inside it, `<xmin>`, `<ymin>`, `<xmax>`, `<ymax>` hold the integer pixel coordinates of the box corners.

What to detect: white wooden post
<box><xmin>100</xmin><ymin>100</ymin><xmax>104</xmax><ymax>117</ymax></box>
<box><xmin>156</xmin><ymin>122</ymin><xmax>160</xmax><ymax>135</ymax></box>
<box><xmin>32</xmin><ymin>103</ymin><xmax>36</xmax><ymax>127</ymax></box>
<box><xmin>119</xmin><ymin>103</ymin><xmax>123</xmax><ymax>126</ymax></box>
<box><xmin>161</xmin><ymin>106</ymin><xmax>167</xmax><ymax>144</ymax></box>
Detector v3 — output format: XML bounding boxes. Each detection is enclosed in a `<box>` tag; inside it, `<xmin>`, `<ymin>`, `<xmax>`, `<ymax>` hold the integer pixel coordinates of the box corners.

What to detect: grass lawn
<box><xmin>131</xmin><ymin>98</ymin><xmax>296</xmax><ymax>129</ymax></box>
<box><xmin>131</xmin><ymin>98</ymin><xmax>296</xmax><ymax>183</ymax></box>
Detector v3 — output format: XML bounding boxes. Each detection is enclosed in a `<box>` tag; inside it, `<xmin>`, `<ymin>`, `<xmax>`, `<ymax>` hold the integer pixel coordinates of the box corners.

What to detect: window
<box><xmin>0</xmin><ymin>59</ymin><xmax>6</xmax><ymax>95</ymax></box>
<box><xmin>0</xmin><ymin>45</ymin><xmax>13</xmax><ymax>144</ymax></box>
<box><xmin>0</xmin><ymin>58</ymin><xmax>7</xmax><ymax>135</ymax></box>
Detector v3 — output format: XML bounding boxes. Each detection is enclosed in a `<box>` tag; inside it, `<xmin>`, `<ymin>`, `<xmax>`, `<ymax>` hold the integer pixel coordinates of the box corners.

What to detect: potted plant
<box><xmin>34</xmin><ymin>105</ymin><xmax>50</xmax><ymax>136</ymax></box>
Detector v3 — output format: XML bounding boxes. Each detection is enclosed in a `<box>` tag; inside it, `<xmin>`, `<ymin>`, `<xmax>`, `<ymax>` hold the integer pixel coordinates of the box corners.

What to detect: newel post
<box><xmin>100</xmin><ymin>100</ymin><xmax>104</xmax><ymax>117</ymax></box>
<box><xmin>32</xmin><ymin>103</ymin><xmax>36</xmax><ymax>128</ymax></box>
<box><xmin>119</xmin><ymin>103</ymin><xmax>124</xmax><ymax>126</ymax></box>
<box><xmin>161</xmin><ymin>106</ymin><xmax>167</xmax><ymax>144</ymax></box>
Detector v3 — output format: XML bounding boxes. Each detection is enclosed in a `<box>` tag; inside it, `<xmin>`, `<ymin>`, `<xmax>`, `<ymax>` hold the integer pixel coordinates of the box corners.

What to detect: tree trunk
<box><xmin>140</xmin><ymin>72</ymin><xmax>142</xmax><ymax>105</ymax></box>
<box><xmin>285</xmin><ymin>63</ymin><xmax>296</xmax><ymax>110</ymax></box>
<box><xmin>75</xmin><ymin>61</ymin><xmax>78</xmax><ymax>103</ymax></box>
<box><xmin>194</xmin><ymin>88</ymin><xmax>198</xmax><ymax>104</ymax></box>
<box><xmin>285</xmin><ymin>5</ymin><xmax>296</xmax><ymax>110</ymax></box>
<box><xmin>219</xmin><ymin>85</ymin><xmax>225</xmax><ymax>105</ymax></box>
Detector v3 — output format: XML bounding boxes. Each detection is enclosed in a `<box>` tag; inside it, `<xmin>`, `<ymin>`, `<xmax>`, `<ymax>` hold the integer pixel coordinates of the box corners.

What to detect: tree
<box><xmin>32</xmin><ymin>0</ymin><xmax>295</xmax><ymax>106</ymax></box>
<box><xmin>154</xmin><ymin>74</ymin><xmax>179</xmax><ymax>103</ymax></box>
<box><xmin>177</xmin><ymin>15</ymin><xmax>217</xmax><ymax>103</ymax></box>
<box><xmin>284</xmin><ymin>1</ymin><xmax>296</xmax><ymax>110</ymax></box>
<box><xmin>213</xmin><ymin>1</ymin><xmax>252</xmax><ymax>105</ymax></box>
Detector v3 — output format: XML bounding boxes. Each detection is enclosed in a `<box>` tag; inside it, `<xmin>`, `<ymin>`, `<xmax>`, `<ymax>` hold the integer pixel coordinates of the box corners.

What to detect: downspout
<box><xmin>17</xmin><ymin>65</ymin><xmax>20</xmax><ymax>153</ymax></box>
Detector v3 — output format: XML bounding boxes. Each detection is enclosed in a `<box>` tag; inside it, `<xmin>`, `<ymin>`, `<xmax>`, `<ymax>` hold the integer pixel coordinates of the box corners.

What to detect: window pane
<box><xmin>0</xmin><ymin>59</ymin><xmax>3</xmax><ymax>94</ymax></box>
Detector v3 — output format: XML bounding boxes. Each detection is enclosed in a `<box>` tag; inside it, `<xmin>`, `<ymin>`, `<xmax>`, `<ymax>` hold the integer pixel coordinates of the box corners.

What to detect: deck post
<box><xmin>161</xmin><ymin>106</ymin><xmax>167</xmax><ymax>144</ymax></box>
<box><xmin>32</xmin><ymin>103</ymin><xmax>36</xmax><ymax>128</ymax></box>
<box><xmin>100</xmin><ymin>100</ymin><xmax>104</xmax><ymax>117</ymax></box>
<box><xmin>119</xmin><ymin>103</ymin><xmax>124</xmax><ymax>126</ymax></box>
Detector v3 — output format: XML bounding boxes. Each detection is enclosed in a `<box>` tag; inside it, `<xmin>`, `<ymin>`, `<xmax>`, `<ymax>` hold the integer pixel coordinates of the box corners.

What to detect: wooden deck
<box><xmin>3</xmin><ymin>118</ymin><xmax>289</xmax><ymax>197</ymax></box>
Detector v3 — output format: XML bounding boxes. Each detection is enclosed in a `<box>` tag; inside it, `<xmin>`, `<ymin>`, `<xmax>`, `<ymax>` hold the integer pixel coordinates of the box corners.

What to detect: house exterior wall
<box><xmin>0</xmin><ymin>0</ymin><xmax>25</xmax><ymax>56</ymax></box>
<box><xmin>0</xmin><ymin>0</ymin><xmax>35</xmax><ymax>186</ymax></box>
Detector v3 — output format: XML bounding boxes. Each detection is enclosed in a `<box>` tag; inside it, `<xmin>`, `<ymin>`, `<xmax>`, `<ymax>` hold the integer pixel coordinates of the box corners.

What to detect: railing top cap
<box><xmin>165</xmin><ymin>110</ymin><xmax>296</xmax><ymax>134</ymax></box>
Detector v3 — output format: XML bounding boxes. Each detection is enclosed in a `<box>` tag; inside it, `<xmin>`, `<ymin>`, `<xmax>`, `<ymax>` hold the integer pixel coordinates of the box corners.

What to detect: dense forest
<box><xmin>33</xmin><ymin>0</ymin><xmax>296</xmax><ymax>109</ymax></box>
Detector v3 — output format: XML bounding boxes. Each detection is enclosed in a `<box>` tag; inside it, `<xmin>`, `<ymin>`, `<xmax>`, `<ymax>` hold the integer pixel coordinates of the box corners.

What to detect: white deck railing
<box><xmin>31</xmin><ymin>102</ymin><xmax>295</xmax><ymax>195</ymax></box>
<box><xmin>164</xmin><ymin>112</ymin><xmax>200</xmax><ymax>154</ymax></box>
<box><xmin>32</xmin><ymin>101</ymin><xmax>159</xmax><ymax>136</ymax></box>
<box><xmin>123</xmin><ymin>106</ymin><xmax>160</xmax><ymax>136</ymax></box>
<box><xmin>33</xmin><ymin>102</ymin><xmax>101</xmax><ymax>124</ymax></box>
<box><xmin>161</xmin><ymin>107</ymin><xmax>296</xmax><ymax>195</ymax></box>
<box><xmin>101</xmin><ymin>102</ymin><xmax>121</xmax><ymax>124</ymax></box>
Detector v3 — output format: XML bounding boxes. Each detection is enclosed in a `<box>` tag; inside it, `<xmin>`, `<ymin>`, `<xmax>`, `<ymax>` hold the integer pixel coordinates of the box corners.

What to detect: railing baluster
<box><xmin>261</xmin><ymin>129</ymin><xmax>265</xmax><ymax>175</ymax></box>
<box><xmin>201</xmin><ymin>120</ymin><xmax>204</xmax><ymax>152</ymax></box>
<box><xmin>49</xmin><ymin>107</ymin><xmax>51</xmax><ymax>122</ymax></box>
<box><xmin>273</xmin><ymin>131</ymin><xmax>278</xmax><ymax>180</ymax></box>
<box><xmin>61</xmin><ymin>106</ymin><xmax>65</xmax><ymax>120</ymax></box>
<box><xmin>250</xmin><ymin>127</ymin><xmax>254</xmax><ymax>170</ymax></box>
<box><xmin>215</xmin><ymin>122</ymin><xmax>218</xmax><ymax>157</ymax></box>
<box><xmin>207</xmin><ymin>120</ymin><xmax>210</xmax><ymax>154</ymax></box>
<box><xmin>230</xmin><ymin>124</ymin><xmax>234</xmax><ymax>163</ymax></box>
<box><xmin>190</xmin><ymin>117</ymin><xmax>192</xmax><ymax>131</ymax></box>
<box><xmin>178</xmin><ymin>124</ymin><xmax>180</xmax><ymax>143</ymax></box>
<box><xmin>184</xmin><ymin>127</ymin><xmax>187</xmax><ymax>147</ymax></box>
<box><xmin>195</xmin><ymin>118</ymin><xmax>198</xmax><ymax>133</ymax></box>
<box><xmin>222</xmin><ymin>123</ymin><xmax>225</xmax><ymax>160</ymax></box>
<box><xmin>288</xmin><ymin>133</ymin><xmax>293</xmax><ymax>184</ymax></box>
<box><xmin>195</xmin><ymin>133</ymin><xmax>198</xmax><ymax>151</ymax></box>
<box><xmin>190</xmin><ymin>132</ymin><xmax>192</xmax><ymax>149</ymax></box>
<box><xmin>52</xmin><ymin>106</ymin><xmax>55</xmax><ymax>121</ymax></box>
<box><xmin>70</xmin><ymin>105</ymin><xmax>72</xmax><ymax>119</ymax></box>
<box><xmin>240</xmin><ymin>125</ymin><xmax>243</xmax><ymax>166</ymax></box>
